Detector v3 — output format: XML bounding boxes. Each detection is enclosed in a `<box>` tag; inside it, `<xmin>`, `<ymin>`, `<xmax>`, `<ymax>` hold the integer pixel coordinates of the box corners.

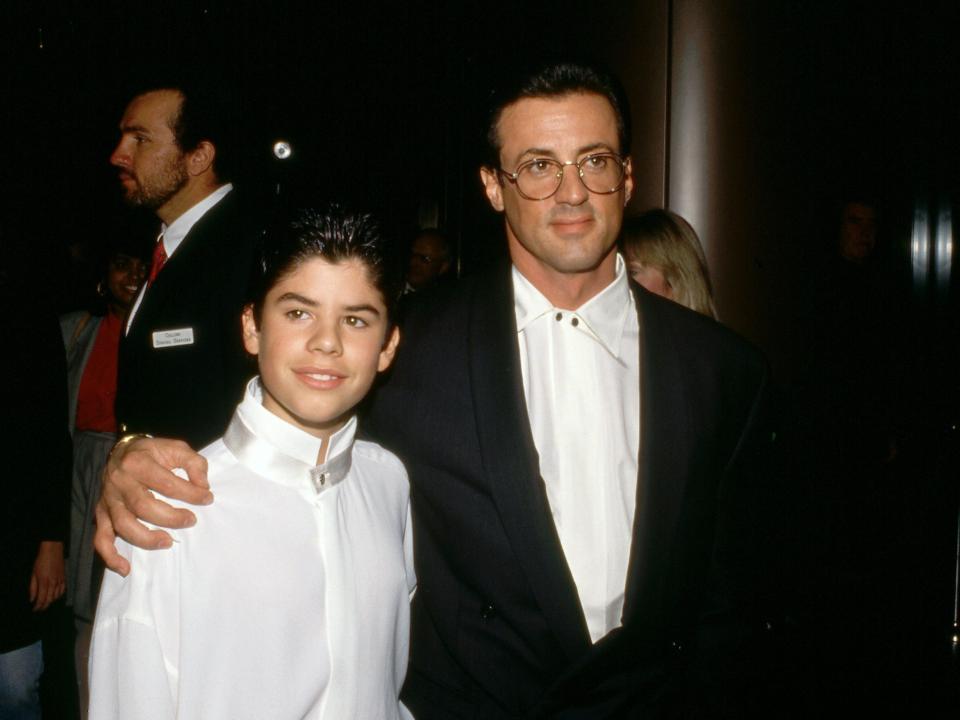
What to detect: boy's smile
<box><xmin>242</xmin><ymin>256</ymin><xmax>399</xmax><ymax>455</ymax></box>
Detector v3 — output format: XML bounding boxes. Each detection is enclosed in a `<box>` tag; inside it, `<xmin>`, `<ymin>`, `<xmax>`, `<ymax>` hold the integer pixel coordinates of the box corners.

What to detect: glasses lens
<box><xmin>516</xmin><ymin>159</ymin><xmax>563</xmax><ymax>200</ymax></box>
<box><xmin>579</xmin><ymin>154</ymin><xmax>625</xmax><ymax>194</ymax></box>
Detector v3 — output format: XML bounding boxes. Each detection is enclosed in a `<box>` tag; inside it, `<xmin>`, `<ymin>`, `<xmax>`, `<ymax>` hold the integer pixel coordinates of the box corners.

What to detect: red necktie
<box><xmin>147</xmin><ymin>237</ymin><xmax>167</xmax><ymax>287</ymax></box>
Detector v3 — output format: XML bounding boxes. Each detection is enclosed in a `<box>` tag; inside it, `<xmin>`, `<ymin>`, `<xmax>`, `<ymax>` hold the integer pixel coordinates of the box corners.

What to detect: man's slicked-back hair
<box><xmin>249</xmin><ymin>205</ymin><xmax>402</xmax><ymax>326</ymax></box>
<box><xmin>483</xmin><ymin>60</ymin><xmax>632</xmax><ymax>168</ymax></box>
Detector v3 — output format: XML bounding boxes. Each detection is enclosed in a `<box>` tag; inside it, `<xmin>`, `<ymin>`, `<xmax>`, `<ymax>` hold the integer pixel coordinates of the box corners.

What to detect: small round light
<box><xmin>273</xmin><ymin>141</ymin><xmax>292</xmax><ymax>160</ymax></box>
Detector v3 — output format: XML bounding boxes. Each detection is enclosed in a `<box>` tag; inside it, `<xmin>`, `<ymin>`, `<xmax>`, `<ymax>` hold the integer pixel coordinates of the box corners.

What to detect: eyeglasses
<box><xmin>497</xmin><ymin>153</ymin><xmax>628</xmax><ymax>201</ymax></box>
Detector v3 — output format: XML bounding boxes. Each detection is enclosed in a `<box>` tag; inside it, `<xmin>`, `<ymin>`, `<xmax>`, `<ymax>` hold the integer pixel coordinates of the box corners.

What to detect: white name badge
<box><xmin>152</xmin><ymin>328</ymin><xmax>195</xmax><ymax>349</ymax></box>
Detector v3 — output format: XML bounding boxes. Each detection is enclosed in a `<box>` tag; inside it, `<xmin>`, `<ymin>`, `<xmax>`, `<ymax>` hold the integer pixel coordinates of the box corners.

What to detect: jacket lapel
<box><xmin>129</xmin><ymin>192</ymin><xmax>235</xmax><ymax>335</ymax></box>
<box><xmin>622</xmin><ymin>288</ymin><xmax>694</xmax><ymax>623</ymax></box>
<box><xmin>467</xmin><ymin>268</ymin><xmax>592</xmax><ymax>660</ymax></box>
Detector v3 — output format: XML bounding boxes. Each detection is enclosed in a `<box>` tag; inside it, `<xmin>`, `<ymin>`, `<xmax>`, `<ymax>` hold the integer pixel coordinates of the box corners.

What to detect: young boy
<box><xmin>88</xmin><ymin>207</ymin><xmax>414</xmax><ymax>719</ymax></box>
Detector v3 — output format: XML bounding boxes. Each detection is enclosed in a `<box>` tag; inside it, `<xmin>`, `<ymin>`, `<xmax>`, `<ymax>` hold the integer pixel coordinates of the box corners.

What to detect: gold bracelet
<box><xmin>108</xmin><ymin>432</ymin><xmax>154</xmax><ymax>460</ymax></box>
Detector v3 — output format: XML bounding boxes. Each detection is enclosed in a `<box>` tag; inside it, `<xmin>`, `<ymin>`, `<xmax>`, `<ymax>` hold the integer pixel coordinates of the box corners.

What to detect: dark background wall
<box><xmin>3</xmin><ymin>0</ymin><xmax>958</xmax><ymax>381</ymax></box>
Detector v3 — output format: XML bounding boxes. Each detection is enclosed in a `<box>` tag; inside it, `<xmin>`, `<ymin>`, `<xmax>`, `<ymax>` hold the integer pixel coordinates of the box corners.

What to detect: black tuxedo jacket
<box><xmin>116</xmin><ymin>191</ymin><xmax>256</xmax><ymax>449</ymax></box>
<box><xmin>367</xmin><ymin>267</ymin><xmax>773</xmax><ymax>718</ymax></box>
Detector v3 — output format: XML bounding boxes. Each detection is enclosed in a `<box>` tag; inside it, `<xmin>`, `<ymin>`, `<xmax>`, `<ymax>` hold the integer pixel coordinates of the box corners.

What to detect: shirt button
<box><xmin>480</xmin><ymin>603</ymin><xmax>497</xmax><ymax>621</ymax></box>
<box><xmin>555</xmin><ymin>312</ymin><xmax>562</xmax><ymax>321</ymax></box>
<box><xmin>571</xmin><ymin>317</ymin><xmax>579</xmax><ymax>327</ymax></box>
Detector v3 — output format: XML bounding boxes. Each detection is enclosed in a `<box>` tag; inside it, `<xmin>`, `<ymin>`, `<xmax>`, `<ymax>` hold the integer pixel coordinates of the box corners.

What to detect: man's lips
<box><xmin>550</xmin><ymin>216</ymin><xmax>595</xmax><ymax>233</ymax></box>
<box><xmin>294</xmin><ymin>368</ymin><xmax>346</xmax><ymax>389</ymax></box>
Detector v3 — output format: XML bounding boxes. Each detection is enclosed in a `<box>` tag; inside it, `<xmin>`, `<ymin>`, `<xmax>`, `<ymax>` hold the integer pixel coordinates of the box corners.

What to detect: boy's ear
<box><xmin>377</xmin><ymin>326</ymin><xmax>400</xmax><ymax>372</ymax></box>
<box><xmin>241</xmin><ymin>305</ymin><xmax>260</xmax><ymax>356</ymax></box>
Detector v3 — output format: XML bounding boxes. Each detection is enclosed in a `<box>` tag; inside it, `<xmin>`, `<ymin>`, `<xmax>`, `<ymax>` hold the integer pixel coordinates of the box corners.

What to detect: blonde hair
<box><xmin>621</xmin><ymin>210</ymin><xmax>718</xmax><ymax>319</ymax></box>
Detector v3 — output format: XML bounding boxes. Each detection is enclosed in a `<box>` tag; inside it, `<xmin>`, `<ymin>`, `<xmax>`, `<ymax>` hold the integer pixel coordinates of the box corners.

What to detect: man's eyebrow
<box><xmin>276</xmin><ymin>292</ymin><xmax>318</xmax><ymax>306</ymax></box>
<box><xmin>577</xmin><ymin>141</ymin><xmax>617</xmax><ymax>155</ymax></box>
<box><xmin>514</xmin><ymin>142</ymin><xmax>618</xmax><ymax>162</ymax></box>
<box><xmin>120</xmin><ymin>123</ymin><xmax>150</xmax><ymax>135</ymax></box>
<box><xmin>516</xmin><ymin>147</ymin><xmax>558</xmax><ymax>160</ymax></box>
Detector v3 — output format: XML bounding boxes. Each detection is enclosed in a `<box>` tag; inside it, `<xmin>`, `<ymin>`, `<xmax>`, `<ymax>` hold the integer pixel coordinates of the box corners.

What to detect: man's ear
<box><xmin>187</xmin><ymin>140</ymin><xmax>216</xmax><ymax>177</ymax></box>
<box><xmin>378</xmin><ymin>326</ymin><xmax>401</xmax><ymax>372</ymax></box>
<box><xmin>241</xmin><ymin>305</ymin><xmax>260</xmax><ymax>356</ymax></box>
<box><xmin>480</xmin><ymin>166</ymin><xmax>505</xmax><ymax>212</ymax></box>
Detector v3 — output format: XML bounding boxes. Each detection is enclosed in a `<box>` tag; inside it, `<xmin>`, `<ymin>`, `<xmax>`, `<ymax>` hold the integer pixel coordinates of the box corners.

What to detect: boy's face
<box><xmin>242</xmin><ymin>256</ymin><xmax>399</xmax><ymax>443</ymax></box>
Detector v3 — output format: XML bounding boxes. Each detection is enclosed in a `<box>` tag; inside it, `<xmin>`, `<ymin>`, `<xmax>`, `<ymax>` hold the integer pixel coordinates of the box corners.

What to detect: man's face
<box><xmin>839</xmin><ymin>202</ymin><xmax>878</xmax><ymax>263</ymax></box>
<box><xmin>109</xmin><ymin>90</ymin><xmax>189</xmax><ymax>213</ymax></box>
<box><xmin>406</xmin><ymin>234</ymin><xmax>450</xmax><ymax>290</ymax></box>
<box><xmin>481</xmin><ymin>92</ymin><xmax>633</xmax><ymax>290</ymax></box>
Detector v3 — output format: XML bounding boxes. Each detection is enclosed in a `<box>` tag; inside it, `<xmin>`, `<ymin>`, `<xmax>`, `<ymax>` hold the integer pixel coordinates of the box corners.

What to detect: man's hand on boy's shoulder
<box><xmin>95</xmin><ymin>436</ymin><xmax>213</xmax><ymax>577</ymax></box>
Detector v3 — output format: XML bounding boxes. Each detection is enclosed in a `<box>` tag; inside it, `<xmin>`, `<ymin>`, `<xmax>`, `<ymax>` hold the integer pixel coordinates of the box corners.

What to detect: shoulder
<box><xmin>184</xmin><ymin>189</ymin><xmax>261</xmax><ymax>270</ymax></box>
<box><xmin>638</xmin><ymin>286</ymin><xmax>766</xmax><ymax>373</ymax></box>
<box><xmin>398</xmin><ymin>273</ymin><xmax>479</xmax><ymax>336</ymax></box>
<box><xmin>198</xmin><ymin>438</ymin><xmax>242</xmax><ymax>489</ymax></box>
<box><xmin>161</xmin><ymin>439</ymin><xmax>239</xmax><ymax>511</ymax></box>
<box><xmin>391</xmin><ymin>267</ymin><xmax>509</xmax><ymax>367</ymax></box>
<box><xmin>352</xmin><ymin>439</ymin><xmax>409</xmax><ymax>481</ymax></box>
<box><xmin>191</xmin><ymin>189</ymin><xmax>259</xmax><ymax>241</ymax></box>
<box><xmin>59</xmin><ymin>310</ymin><xmax>94</xmax><ymax>338</ymax></box>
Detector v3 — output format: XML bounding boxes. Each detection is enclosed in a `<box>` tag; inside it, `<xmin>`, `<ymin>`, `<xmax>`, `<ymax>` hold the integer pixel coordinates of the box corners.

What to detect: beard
<box><xmin>123</xmin><ymin>153</ymin><xmax>189</xmax><ymax>210</ymax></box>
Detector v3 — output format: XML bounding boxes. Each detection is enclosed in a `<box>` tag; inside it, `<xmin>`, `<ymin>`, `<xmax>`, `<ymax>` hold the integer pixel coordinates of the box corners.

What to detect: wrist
<box><xmin>109</xmin><ymin>432</ymin><xmax>154</xmax><ymax>461</ymax></box>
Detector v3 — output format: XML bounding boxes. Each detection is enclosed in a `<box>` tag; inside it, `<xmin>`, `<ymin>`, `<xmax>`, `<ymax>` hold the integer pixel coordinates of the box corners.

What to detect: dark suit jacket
<box><xmin>367</xmin><ymin>267</ymin><xmax>773</xmax><ymax>719</ymax></box>
<box><xmin>116</xmin><ymin>191</ymin><xmax>256</xmax><ymax>449</ymax></box>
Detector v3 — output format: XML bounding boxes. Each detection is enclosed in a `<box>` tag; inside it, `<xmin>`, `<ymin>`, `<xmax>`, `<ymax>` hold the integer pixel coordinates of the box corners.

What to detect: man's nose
<box><xmin>109</xmin><ymin>141</ymin><xmax>129</xmax><ymax>168</ymax></box>
<box><xmin>553</xmin><ymin>165</ymin><xmax>588</xmax><ymax>205</ymax></box>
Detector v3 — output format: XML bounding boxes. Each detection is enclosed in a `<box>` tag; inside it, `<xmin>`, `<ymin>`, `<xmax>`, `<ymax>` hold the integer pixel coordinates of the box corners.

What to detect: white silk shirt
<box><xmin>513</xmin><ymin>255</ymin><xmax>640</xmax><ymax>643</ymax></box>
<box><xmin>88</xmin><ymin>378</ymin><xmax>415</xmax><ymax>719</ymax></box>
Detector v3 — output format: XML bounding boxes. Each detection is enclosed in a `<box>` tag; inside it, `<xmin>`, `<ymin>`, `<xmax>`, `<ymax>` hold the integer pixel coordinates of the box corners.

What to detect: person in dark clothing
<box><xmin>0</xmin><ymin>239</ymin><xmax>72</xmax><ymax>719</ymax></box>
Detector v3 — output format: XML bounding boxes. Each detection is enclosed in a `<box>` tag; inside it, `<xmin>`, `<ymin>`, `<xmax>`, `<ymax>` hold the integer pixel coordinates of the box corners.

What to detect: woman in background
<box><xmin>621</xmin><ymin>209</ymin><xmax>718</xmax><ymax>320</ymax></box>
<box><xmin>60</xmin><ymin>235</ymin><xmax>148</xmax><ymax>716</ymax></box>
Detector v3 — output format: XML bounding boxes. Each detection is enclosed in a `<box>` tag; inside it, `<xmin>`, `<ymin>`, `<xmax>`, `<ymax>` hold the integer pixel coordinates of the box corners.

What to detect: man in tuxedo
<box><xmin>97</xmin><ymin>62</ymin><xmax>773</xmax><ymax>716</ymax></box>
<box><xmin>110</xmin><ymin>83</ymin><xmax>255</xmax><ymax>449</ymax></box>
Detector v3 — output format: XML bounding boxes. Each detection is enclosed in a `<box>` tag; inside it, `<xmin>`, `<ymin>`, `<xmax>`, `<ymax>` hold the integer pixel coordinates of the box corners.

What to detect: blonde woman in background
<box><xmin>621</xmin><ymin>209</ymin><xmax>718</xmax><ymax>320</ymax></box>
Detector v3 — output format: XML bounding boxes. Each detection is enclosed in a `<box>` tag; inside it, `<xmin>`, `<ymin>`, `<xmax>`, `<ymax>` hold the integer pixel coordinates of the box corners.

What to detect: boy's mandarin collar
<box><xmin>222</xmin><ymin>377</ymin><xmax>355</xmax><ymax>494</ymax></box>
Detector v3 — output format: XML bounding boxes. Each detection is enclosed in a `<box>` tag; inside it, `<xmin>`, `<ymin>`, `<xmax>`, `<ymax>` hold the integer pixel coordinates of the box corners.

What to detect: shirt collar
<box><xmin>512</xmin><ymin>254</ymin><xmax>634</xmax><ymax>359</ymax></box>
<box><xmin>160</xmin><ymin>183</ymin><xmax>233</xmax><ymax>257</ymax></box>
<box><xmin>223</xmin><ymin>377</ymin><xmax>354</xmax><ymax>494</ymax></box>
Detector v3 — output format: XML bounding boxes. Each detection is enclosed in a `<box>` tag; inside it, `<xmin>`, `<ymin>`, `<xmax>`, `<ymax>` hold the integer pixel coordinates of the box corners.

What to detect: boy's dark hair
<box><xmin>483</xmin><ymin>60</ymin><xmax>632</xmax><ymax>168</ymax></box>
<box><xmin>249</xmin><ymin>205</ymin><xmax>402</xmax><ymax>326</ymax></box>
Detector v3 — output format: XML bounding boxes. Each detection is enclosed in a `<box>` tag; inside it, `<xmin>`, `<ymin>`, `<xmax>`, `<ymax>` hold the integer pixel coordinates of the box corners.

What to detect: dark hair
<box><xmin>131</xmin><ymin>77</ymin><xmax>240</xmax><ymax>182</ymax></box>
<box><xmin>249</xmin><ymin>205</ymin><xmax>402</xmax><ymax>327</ymax></box>
<box><xmin>484</xmin><ymin>61</ymin><xmax>631</xmax><ymax>168</ymax></box>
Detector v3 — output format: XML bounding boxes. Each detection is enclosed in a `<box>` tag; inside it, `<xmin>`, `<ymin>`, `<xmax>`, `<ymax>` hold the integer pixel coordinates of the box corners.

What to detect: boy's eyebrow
<box><xmin>344</xmin><ymin>304</ymin><xmax>381</xmax><ymax>316</ymax></box>
<box><xmin>276</xmin><ymin>292</ymin><xmax>318</xmax><ymax>306</ymax></box>
<box><xmin>275</xmin><ymin>295</ymin><xmax>381</xmax><ymax>316</ymax></box>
